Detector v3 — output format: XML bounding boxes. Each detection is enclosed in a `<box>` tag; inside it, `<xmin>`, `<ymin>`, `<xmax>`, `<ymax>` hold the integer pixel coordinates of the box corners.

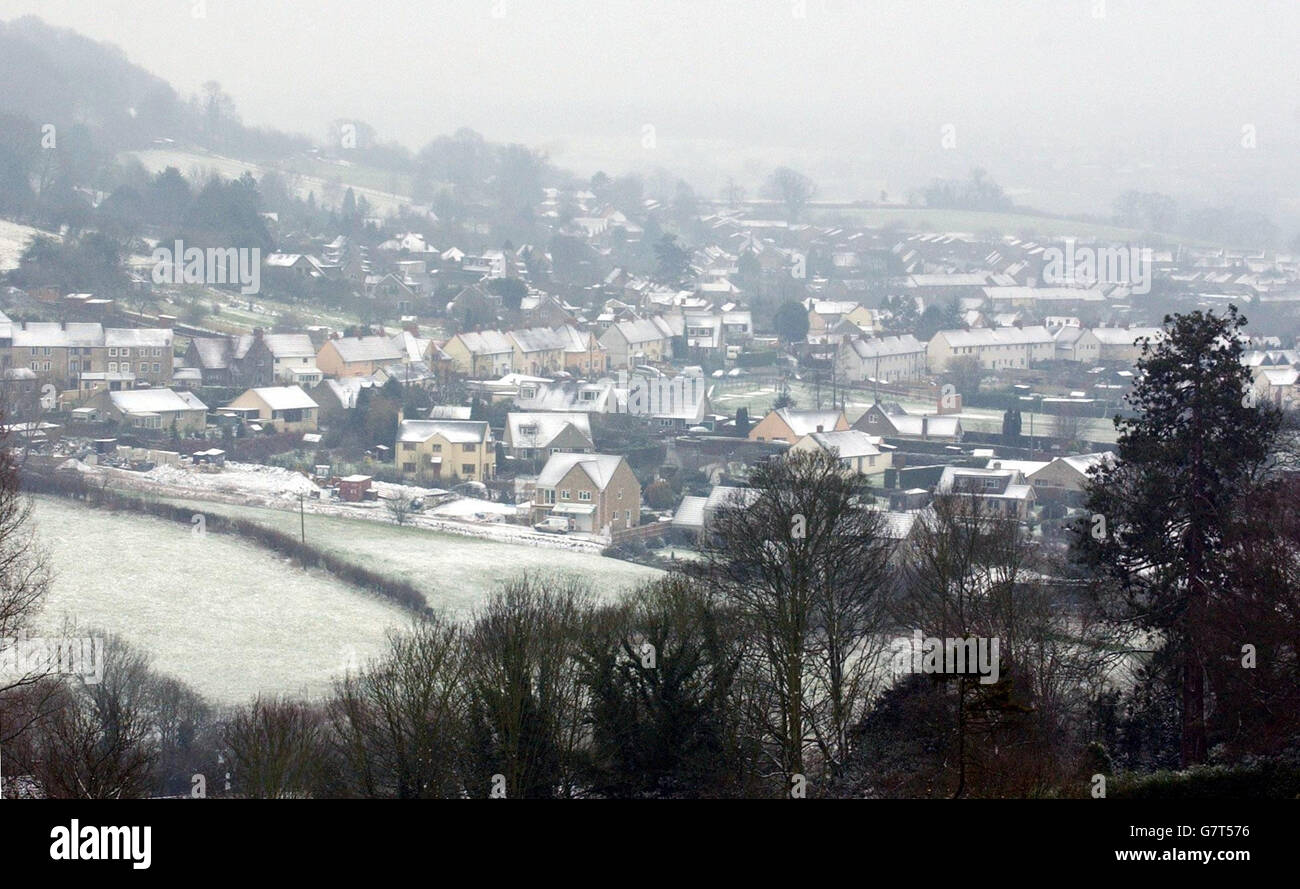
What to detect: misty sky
<box><xmin>3</xmin><ymin>0</ymin><xmax>1297</xmax><ymax>222</ymax></box>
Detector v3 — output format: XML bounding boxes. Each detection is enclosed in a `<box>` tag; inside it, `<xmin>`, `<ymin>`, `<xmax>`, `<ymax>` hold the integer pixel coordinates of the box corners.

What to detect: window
<box><xmin>153</xmin><ymin>363</ymin><xmax>161</xmax><ymax>373</ymax></box>
<box><xmin>560</xmin><ymin>490</ymin><xmax>571</xmax><ymax>500</ymax></box>
<box><xmin>108</xmin><ymin>348</ymin><xmax>117</xmax><ymax>357</ymax></box>
<box><xmin>108</xmin><ymin>363</ymin><xmax>118</xmax><ymax>373</ymax></box>
<box><xmin>432</xmin><ymin>444</ymin><xmax>442</xmax><ymax>452</ymax></box>
<box><xmin>140</xmin><ymin>363</ymin><xmax>149</xmax><ymax>374</ymax></box>
<box><xmin>616</xmin><ymin>489</ymin><xmax>622</xmax><ymax>500</ymax></box>
<box><xmin>402</xmin><ymin>462</ymin><xmax>415</xmax><ymax>472</ymax></box>
<box><xmin>625</xmin><ymin>510</ymin><xmax>631</xmax><ymax>522</ymax></box>
<box><xmin>461</xmin><ymin>464</ymin><xmax>475</xmax><ymax>476</ymax></box>
<box><xmin>153</xmin><ymin>348</ymin><xmax>161</xmax><ymax>357</ymax></box>
<box><xmin>463</xmin><ymin>443</ymin><xmax>477</xmax><ymax>453</ymax></box>
<box><xmin>402</xmin><ymin>442</ymin><xmax>415</xmax><ymax>451</ymax></box>
<box><xmin>578</xmin><ymin>490</ymin><xmax>591</xmax><ymax>501</ymax></box>
<box><xmin>70</xmin><ymin>361</ymin><xmax>79</xmax><ymax>372</ymax></box>
<box><xmin>520</xmin><ymin>425</ymin><xmax>538</xmax><ymax>437</ymax></box>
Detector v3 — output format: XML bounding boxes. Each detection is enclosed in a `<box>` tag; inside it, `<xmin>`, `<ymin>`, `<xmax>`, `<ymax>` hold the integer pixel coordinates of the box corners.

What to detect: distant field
<box><xmin>125</xmin><ymin>147</ymin><xmax>416</xmax><ymax>215</ymax></box>
<box><xmin>0</xmin><ymin>218</ymin><xmax>57</xmax><ymax>271</ymax></box>
<box><xmin>807</xmin><ymin>207</ymin><xmax>1182</xmax><ymax>243</ymax></box>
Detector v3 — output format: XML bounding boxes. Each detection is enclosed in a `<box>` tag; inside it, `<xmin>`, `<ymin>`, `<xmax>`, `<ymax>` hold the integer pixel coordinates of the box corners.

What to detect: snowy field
<box><xmin>0</xmin><ymin>218</ymin><xmax>56</xmax><ymax>271</ymax></box>
<box><xmin>30</xmin><ymin>496</ymin><xmax>411</xmax><ymax>704</ymax></box>
<box><xmin>150</xmin><ymin>496</ymin><xmax>662</xmax><ymax>617</ymax></box>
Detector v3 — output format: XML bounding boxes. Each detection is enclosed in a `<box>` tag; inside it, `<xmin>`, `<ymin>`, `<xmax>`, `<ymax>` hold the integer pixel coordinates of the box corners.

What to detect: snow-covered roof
<box><xmin>397</xmin><ymin>418</ymin><xmax>490</xmax><ymax>445</ymax></box>
<box><xmin>243</xmin><ymin>386</ymin><xmax>318</xmax><ymax>411</ymax></box>
<box><xmin>536</xmin><ymin>453</ymin><xmax>624</xmax><ymax>490</ymax></box>
<box><xmin>109</xmin><ymin>388</ymin><xmax>207</xmax><ymax>414</ymax></box>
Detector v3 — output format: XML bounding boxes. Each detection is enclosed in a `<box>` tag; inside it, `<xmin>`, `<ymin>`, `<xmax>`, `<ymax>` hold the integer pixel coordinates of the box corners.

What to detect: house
<box><xmin>10</xmin><ymin>322</ymin><xmax>174</xmax><ymax>390</ymax></box>
<box><xmin>599</xmin><ymin>317</ymin><xmax>675</xmax><ymax>368</ymax></box>
<box><xmin>507</xmin><ymin>326</ymin><xmax>569</xmax><ymax>375</ymax></box>
<box><xmin>225</xmin><ymin>386</ymin><xmax>320</xmax><ymax>432</ymax></box>
<box><xmin>514</xmin><ymin>377</ymin><xmax>619</xmax><ymax>413</ymax></box>
<box><xmin>935</xmin><ymin>466</ymin><xmax>1036</xmax><ymax>520</ymax></box>
<box><xmin>672</xmin><ymin>484</ymin><xmax>762</xmax><ymax>535</ymax></box>
<box><xmin>503</xmin><ymin>412</ymin><xmax>594</xmax><ymax>461</ymax></box>
<box><xmin>1090</xmin><ymin>327</ymin><xmax>1164</xmax><ymax>364</ymax></box>
<box><xmin>926</xmin><ymin>326</ymin><xmax>1056</xmax><ymax>372</ymax></box>
<box><xmin>789</xmin><ymin>429</ymin><xmax>891</xmax><ymax>485</ymax></box>
<box><xmin>91</xmin><ymin>387</ymin><xmax>208</xmax><ymax>434</ymax></box>
<box><xmin>555</xmin><ymin>324</ymin><xmax>608</xmax><ymax>375</ymax></box>
<box><xmin>852</xmin><ymin>402</ymin><xmax>963</xmax><ymax>442</ymax></box>
<box><xmin>396</xmin><ymin>418</ymin><xmax>494</xmax><ymax>481</ymax></box>
<box><xmin>837</xmin><ymin>335</ymin><xmax>928</xmax><ymax>384</ymax></box>
<box><xmin>260</xmin><ymin>334</ymin><xmax>321</xmax><ymax>385</ymax></box>
<box><xmin>1026</xmin><ymin>452</ymin><xmax>1115</xmax><ymax>498</ymax></box>
<box><xmin>1252</xmin><ymin>365</ymin><xmax>1300</xmax><ymax>409</ymax></box>
<box><xmin>316</xmin><ymin>335</ymin><xmax>405</xmax><ymax>378</ymax></box>
<box><xmin>532</xmin><ymin>453</ymin><xmax>641</xmax><ymax>534</ymax></box>
<box><xmin>748</xmin><ymin>407</ymin><xmax>848</xmax><ymax>442</ymax></box>
<box><xmin>442</xmin><ymin>330</ymin><xmax>515</xmax><ymax>377</ymax></box>
<box><xmin>1051</xmin><ymin>326</ymin><xmax>1101</xmax><ymax>363</ymax></box>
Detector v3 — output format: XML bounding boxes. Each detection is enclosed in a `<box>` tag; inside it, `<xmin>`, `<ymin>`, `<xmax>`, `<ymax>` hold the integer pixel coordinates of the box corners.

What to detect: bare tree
<box><xmin>385</xmin><ymin>491</ymin><xmax>415</xmax><ymax>525</ymax></box>
<box><xmin>763</xmin><ymin>167</ymin><xmax>816</xmax><ymax>223</ymax></box>
<box><xmin>225</xmin><ymin>696</ymin><xmax>326</xmax><ymax>798</ymax></box>
<box><xmin>696</xmin><ymin>449</ymin><xmax>894</xmax><ymax>792</ymax></box>
<box><xmin>463</xmin><ymin>574</ymin><xmax>592</xmax><ymax>799</ymax></box>
<box><xmin>326</xmin><ymin>618</ymin><xmax>467</xmax><ymax>798</ymax></box>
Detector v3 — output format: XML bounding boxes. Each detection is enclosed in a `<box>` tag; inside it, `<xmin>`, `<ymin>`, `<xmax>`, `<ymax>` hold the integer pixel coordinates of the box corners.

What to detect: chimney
<box><xmin>253</xmin><ymin>327</ymin><xmax>264</xmax><ymax>340</ymax></box>
<box><xmin>921</xmin><ymin>416</ymin><xmax>929</xmax><ymax>439</ymax></box>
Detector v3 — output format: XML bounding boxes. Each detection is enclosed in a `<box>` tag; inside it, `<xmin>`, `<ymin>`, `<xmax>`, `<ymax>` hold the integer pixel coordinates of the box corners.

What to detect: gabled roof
<box><xmin>536</xmin><ymin>453</ymin><xmax>625</xmax><ymax>490</ymax></box>
<box><xmin>326</xmin><ymin>335</ymin><xmax>405</xmax><ymax>364</ymax></box>
<box><xmin>240</xmin><ymin>386</ymin><xmax>318</xmax><ymax>411</ymax></box>
<box><xmin>397</xmin><ymin>418</ymin><xmax>490</xmax><ymax>444</ymax></box>
<box><xmin>801</xmin><ymin>429</ymin><xmax>884</xmax><ymax>459</ymax></box>
<box><xmin>109</xmin><ymin>388</ymin><xmax>207</xmax><ymax>414</ymax></box>
<box><xmin>771</xmin><ymin>408</ymin><xmax>845</xmax><ymax>437</ymax></box>
<box><xmin>506</xmin><ymin>412</ymin><xmax>594</xmax><ymax>448</ymax></box>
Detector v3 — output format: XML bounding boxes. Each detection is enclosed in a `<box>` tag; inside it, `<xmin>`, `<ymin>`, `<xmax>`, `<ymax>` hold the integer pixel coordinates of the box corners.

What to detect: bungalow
<box><xmin>225</xmin><ymin>385</ymin><xmax>320</xmax><ymax>432</ymax></box>
<box><xmin>396</xmin><ymin>418</ymin><xmax>494</xmax><ymax>481</ymax></box>
<box><xmin>532</xmin><ymin>453</ymin><xmax>641</xmax><ymax>534</ymax></box>
<box><xmin>748</xmin><ymin>408</ymin><xmax>849</xmax><ymax>443</ymax></box>
<box><xmin>935</xmin><ymin>466</ymin><xmax>1036</xmax><ymax>520</ymax></box>
<box><xmin>852</xmin><ymin>402</ymin><xmax>963</xmax><ymax>442</ymax></box>
<box><xmin>92</xmin><ymin>387</ymin><xmax>208</xmax><ymax>435</ymax></box>
<box><xmin>789</xmin><ymin>429</ymin><xmax>891</xmax><ymax>485</ymax></box>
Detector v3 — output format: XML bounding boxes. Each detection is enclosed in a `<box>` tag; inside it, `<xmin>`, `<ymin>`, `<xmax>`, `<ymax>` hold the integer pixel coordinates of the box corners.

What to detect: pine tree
<box><xmin>1076</xmin><ymin>307</ymin><xmax>1281</xmax><ymax>766</ymax></box>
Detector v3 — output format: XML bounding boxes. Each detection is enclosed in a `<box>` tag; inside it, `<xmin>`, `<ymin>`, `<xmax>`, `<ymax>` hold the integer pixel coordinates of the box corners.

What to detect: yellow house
<box><xmin>508</xmin><ymin>327</ymin><xmax>568</xmax><ymax>375</ymax></box>
<box><xmin>225</xmin><ymin>385</ymin><xmax>320</xmax><ymax>432</ymax></box>
<box><xmin>748</xmin><ymin>408</ymin><xmax>849</xmax><ymax>443</ymax></box>
<box><xmin>396</xmin><ymin>418</ymin><xmax>495</xmax><ymax>482</ymax></box>
<box><xmin>316</xmin><ymin>335</ymin><xmax>404</xmax><ymax>378</ymax></box>
<box><xmin>442</xmin><ymin>330</ymin><xmax>515</xmax><ymax>377</ymax></box>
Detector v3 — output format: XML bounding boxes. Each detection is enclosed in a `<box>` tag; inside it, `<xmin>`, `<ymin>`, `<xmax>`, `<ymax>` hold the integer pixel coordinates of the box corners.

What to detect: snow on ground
<box><xmin>81</xmin><ymin>459</ymin><xmax>619</xmax><ymax>551</ymax></box>
<box><xmin>0</xmin><ymin>218</ymin><xmax>58</xmax><ymax>271</ymax></box>
<box><xmin>145</xmin><ymin>497</ymin><xmax>662</xmax><ymax>619</ymax></box>
<box><xmin>31</xmin><ymin>496</ymin><xmax>409</xmax><ymax>704</ymax></box>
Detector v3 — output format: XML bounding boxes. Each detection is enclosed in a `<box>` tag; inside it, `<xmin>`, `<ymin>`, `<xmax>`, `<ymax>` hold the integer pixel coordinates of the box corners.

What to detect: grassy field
<box><xmin>148</xmin><ymin>496</ymin><xmax>663</xmax><ymax>618</ymax></box>
<box><xmin>31</xmin><ymin>495</ymin><xmax>411</xmax><ymax>703</ymax></box>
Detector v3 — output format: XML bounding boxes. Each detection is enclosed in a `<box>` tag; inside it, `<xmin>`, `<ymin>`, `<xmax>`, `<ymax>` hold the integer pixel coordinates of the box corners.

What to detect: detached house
<box><xmin>532</xmin><ymin>453</ymin><xmax>641</xmax><ymax>534</ymax></box>
<box><xmin>789</xmin><ymin>429</ymin><xmax>891</xmax><ymax>486</ymax></box>
<box><xmin>935</xmin><ymin>466</ymin><xmax>1035</xmax><ymax>520</ymax></box>
<box><xmin>747</xmin><ymin>408</ymin><xmax>848</xmax><ymax>443</ymax></box>
<box><xmin>396</xmin><ymin>418</ymin><xmax>495</xmax><ymax>481</ymax></box>
<box><xmin>503</xmin><ymin>412</ymin><xmax>595</xmax><ymax>461</ymax></box>
<box><xmin>853</xmin><ymin>402</ymin><xmax>962</xmax><ymax>442</ymax></box>
<box><xmin>91</xmin><ymin>387</ymin><xmax>208</xmax><ymax>434</ymax></box>
<box><xmin>225</xmin><ymin>385</ymin><xmax>320</xmax><ymax>432</ymax></box>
